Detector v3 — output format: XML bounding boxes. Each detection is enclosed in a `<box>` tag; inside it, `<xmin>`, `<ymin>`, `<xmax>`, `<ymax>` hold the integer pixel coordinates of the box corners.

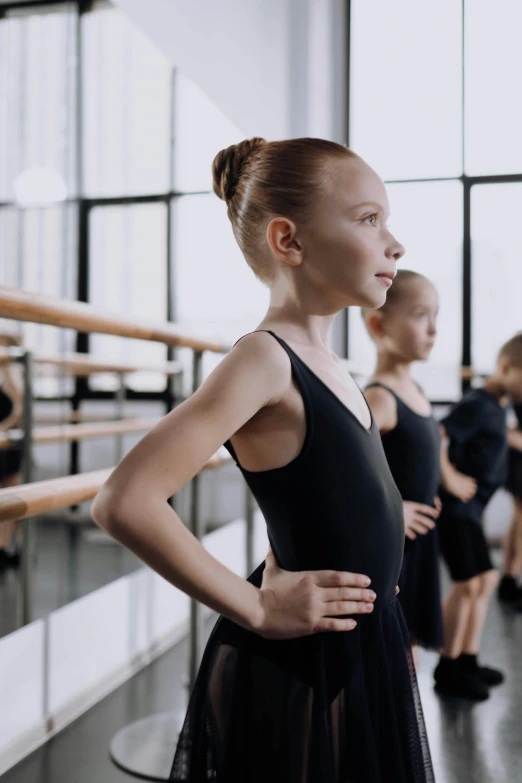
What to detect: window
<box><xmin>350</xmin><ymin>0</ymin><xmax>462</xmax><ymax>181</ymax></box>
<box><xmin>471</xmin><ymin>183</ymin><xmax>522</xmax><ymax>370</ymax></box>
<box><xmin>349</xmin><ymin>181</ymin><xmax>463</xmax><ymax>400</ymax></box>
<box><xmin>349</xmin><ymin>0</ymin><xmax>522</xmax><ymax>399</ymax></box>
<box><xmin>464</xmin><ymin>0</ymin><xmax>522</xmax><ymax>175</ymax></box>
<box><xmin>82</xmin><ymin>3</ymin><xmax>171</xmax><ymax>197</ymax></box>
<box><xmin>88</xmin><ymin>203</ymin><xmax>168</xmax><ymax>391</ymax></box>
<box><xmin>0</xmin><ymin>5</ymin><xmax>77</xmax><ymax>381</ymax></box>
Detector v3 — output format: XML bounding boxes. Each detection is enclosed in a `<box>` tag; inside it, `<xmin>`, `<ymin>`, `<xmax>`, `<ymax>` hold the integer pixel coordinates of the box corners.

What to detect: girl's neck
<box><xmin>374</xmin><ymin>352</ymin><xmax>413</xmax><ymax>382</ymax></box>
<box><xmin>483</xmin><ymin>375</ymin><xmax>508</xmax><ymax>404</ymax></box>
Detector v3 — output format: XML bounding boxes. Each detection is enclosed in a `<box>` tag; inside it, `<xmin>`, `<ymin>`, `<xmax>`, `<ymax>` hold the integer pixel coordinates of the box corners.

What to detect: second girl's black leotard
<box><xmin>170</xmin><ymin>331</ymin><xmax>434</xmax><ymax>783</ymax></box>
<box><xmin>365</xmin><ymin>382</ymin><xmax>442</xmax><ymax>650</ymax></box>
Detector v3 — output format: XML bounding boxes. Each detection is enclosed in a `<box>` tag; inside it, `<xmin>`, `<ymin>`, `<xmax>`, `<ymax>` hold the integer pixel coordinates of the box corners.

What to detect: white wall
<box><xmin>112</xmin><ymin>0</ymin><xmax>347</xmax><ymax>143</ymax></box>
<box><xmin>110</xmin><ymin>0</ymin><xmax>348</xmax><ymax>358</ymax></box>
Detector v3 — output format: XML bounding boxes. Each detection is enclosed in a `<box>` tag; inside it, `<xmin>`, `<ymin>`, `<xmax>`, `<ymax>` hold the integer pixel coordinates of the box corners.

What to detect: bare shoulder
<box><xmin>93</xmin><ymin>331</ymin><xmax>295</xmax><ymax>512</ymax></box>
<box><xmin>364</xmin><ymin>382</ymin><xmax>397</xmax><ymax>433</ymax></box>
<box><xmin>210</xmin><ymin>330</ymin><xmax>292</xmax><ymax>405</ymax></box>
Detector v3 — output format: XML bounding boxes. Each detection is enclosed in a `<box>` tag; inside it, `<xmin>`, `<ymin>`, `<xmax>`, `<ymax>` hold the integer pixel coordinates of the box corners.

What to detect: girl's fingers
<box><xmin>414</xmin><ymin>504</ymin><xmax>439</xmax><ymax>518</ymax></box>
<box><xmin>406</xmin><ymin>529</ymin><xmax>417</xmax><ymax>540</ymax></box>
<box><xmin>413</xmin><ymin>515</ymin><xmax>435</xmax><ymax>531</ymax></box>
<box><xmin>408</xmin><ymin>521</ymin><xmax>427</xmax><ymax>534</ymax></box>
<box><xmin>322</xmin><ymin>587</ymin><xmax>376</xmax><ymax>603</ymax></box>
<box><xmin>324</xmin><ymin>599</ymin><xmax>374</xmax><ymax>616</ymax></box>
<box><xmin>316</xmin><ymin>617</ymin><xmax>357</xmax><ymax>632</ymax></box>
<box><xmin>314</xmin><ymin>570</ymin><xmax>371</xmax><ymax>588</ymax></box>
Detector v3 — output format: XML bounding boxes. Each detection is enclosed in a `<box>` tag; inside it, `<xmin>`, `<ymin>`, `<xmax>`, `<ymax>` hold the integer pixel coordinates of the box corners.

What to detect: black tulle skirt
<box><xmin>399</xmin><ymin>530</ymin><xmax>443</xmax><ymax>651</ymax></box>
<box><xmin>170</xmin><ymin>562</ymin><xmax>434</xmax><ymax>783</ymax></box>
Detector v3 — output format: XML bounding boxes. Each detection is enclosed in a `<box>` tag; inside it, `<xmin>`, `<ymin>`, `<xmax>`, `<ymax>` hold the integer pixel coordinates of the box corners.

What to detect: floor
<box><xmin>2</xmin><ymin>549</ymin><xmax>522</xmax><ymax>783</ymax></box>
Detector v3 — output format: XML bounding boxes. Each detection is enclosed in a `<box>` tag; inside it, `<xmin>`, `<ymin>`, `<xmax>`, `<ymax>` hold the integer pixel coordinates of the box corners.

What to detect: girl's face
<box><xmin>381</xmin><ymin>278</ymin><xmax>439</xmax><ymax>361</ymax></box>
<box><xmin>498</xmin><ymin>361</ymin><xmax>522</xmax><ymax>402</ymax></box>
<box><xmin>297</xmin><ymin>157</ymin><xmax>405</xmax><ymax>309</ymax></box>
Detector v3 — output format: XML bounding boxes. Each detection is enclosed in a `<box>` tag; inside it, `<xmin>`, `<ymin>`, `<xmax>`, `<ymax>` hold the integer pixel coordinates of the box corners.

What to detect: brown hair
<box><xmin>361</xmin><ymin>269</ymin><xmax>429</xmax><ymax>323</ymax></box>
<box><xmin>212</xmin><ymin>137</ymin><xmax>357</xmax><ymax>282</ymax></box>
<box><xmin>499</xmin><ymin>332</ymin><xmax>522</xmax><ymax>368</ymax></box>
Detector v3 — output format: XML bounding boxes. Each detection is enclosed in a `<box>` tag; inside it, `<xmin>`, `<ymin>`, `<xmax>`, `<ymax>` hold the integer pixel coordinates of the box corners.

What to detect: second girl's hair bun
<box><xmin>212</xmin><ymin>137</ymin><xmax>267</xmax><ymax>203</ymax></box>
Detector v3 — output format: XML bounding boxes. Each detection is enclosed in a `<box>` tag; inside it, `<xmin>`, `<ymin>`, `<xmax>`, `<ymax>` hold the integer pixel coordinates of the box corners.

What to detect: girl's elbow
<box><xmin>91</xmin><ymin>489</ymin><xmax>124</xmax><ymax>532</ymax></box>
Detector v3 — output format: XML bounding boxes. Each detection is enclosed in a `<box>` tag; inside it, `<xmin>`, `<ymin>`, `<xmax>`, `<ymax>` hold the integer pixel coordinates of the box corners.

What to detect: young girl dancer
<box><xmin>363</xmin><ymin>271</ymin><xmax>443</xmax><ymax>664</ymax></box>
<box><xmin>498</xmin><ymin>400</ymin><xmax>522</xmax><ymax>608</ymax></box>
<box><xmin>435</xmin><ymin>335</ymin><xmax>522</xmax><ymax>699</ymax></box>
<box><xmin>92</xmin><ymin>138</ymin><xmax>435</xmax><ymax>782</ymax></box>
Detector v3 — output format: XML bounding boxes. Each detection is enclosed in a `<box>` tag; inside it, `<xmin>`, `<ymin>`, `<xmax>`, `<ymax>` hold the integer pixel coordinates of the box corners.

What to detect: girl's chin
<box><xmin>362</xmin><ymin>291</ymin><xmax>388</xmax><ymax>310</ymax></box>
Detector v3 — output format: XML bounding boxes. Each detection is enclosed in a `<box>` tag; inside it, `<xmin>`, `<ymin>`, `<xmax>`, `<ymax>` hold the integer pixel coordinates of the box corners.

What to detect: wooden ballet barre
<box><xmin>0</xmin><ymin>347</ymin><xmax>183</xmax><ymax>377</ymax></box>
<box><xmin>0</xmin><ymin>285</ymin><xmax>230</xmax><ymax>354</ymax></box>
<box><xmin>0</xmin><ymin>450</ymin><xmax>232</xmax><ymax>523</ymax></box>
<box><xmin>35</xmin><ymin>412</ymin><xmax>139</xmax><ymax>424</ymax></box>
<box><xmin>461</xmin><ymin>366</ymin><xmax>488</xmax><ymax>380</ymax></box>
<box><xmin>0</xmin><ymin>417</ymin><xmax>163</xmax><ymax>450</ymax></box>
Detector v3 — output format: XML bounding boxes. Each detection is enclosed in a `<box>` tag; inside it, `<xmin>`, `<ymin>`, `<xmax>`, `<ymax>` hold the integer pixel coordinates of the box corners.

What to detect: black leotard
<box><xmin>365</xmin><ymin>382</ymin><xmax>442</xmax><ymax>650</ymax></box>
<box><xmin>170</xmin><ymin>331</ymin><xmax>434</xmax><ymax>783</ymax></box>
<box><xmin>365</xmin><ymin>383</ymin><xmax>440</xmax><ymax>509</ymax></box>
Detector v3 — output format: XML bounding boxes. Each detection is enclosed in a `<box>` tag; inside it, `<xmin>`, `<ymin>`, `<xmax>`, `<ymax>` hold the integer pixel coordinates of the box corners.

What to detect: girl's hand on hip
<box><xmin>257</xmin><ymin>548</ymin><xmax>376</xmax><ymax>640</ymax></box>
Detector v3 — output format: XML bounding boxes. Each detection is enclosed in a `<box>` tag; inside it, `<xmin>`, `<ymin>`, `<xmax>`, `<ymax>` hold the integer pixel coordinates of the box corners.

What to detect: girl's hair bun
<box><xmin>212</xmin><ymin>137</ymin><xmax>267</xmax><ymax>203</ymax></box>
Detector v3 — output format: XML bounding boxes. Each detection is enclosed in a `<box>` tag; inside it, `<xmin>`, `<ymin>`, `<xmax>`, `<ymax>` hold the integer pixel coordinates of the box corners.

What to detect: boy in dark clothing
<box><xmin>434</xmin><ymin>332</ymin><xmax>522</xmax><ymax>700</ymax></box>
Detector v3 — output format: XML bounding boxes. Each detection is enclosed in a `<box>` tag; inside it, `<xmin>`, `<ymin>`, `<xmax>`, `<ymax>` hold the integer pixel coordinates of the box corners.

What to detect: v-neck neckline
<box><xmin>264</xmin><ymin>330</ymin><xmax>375</xmax><ymax>435</ymax></box>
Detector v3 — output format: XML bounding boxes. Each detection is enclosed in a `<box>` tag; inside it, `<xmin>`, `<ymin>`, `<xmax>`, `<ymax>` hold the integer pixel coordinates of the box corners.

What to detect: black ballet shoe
<box><xmin>0</xmin><ymin>550</ymin><xmax>9</xmax><ymax>571</ymax></box>
<box><xmin>498</xmin><ymin>575</ymin><xmax>522</xmax><ymax>603</ymax></box>
<box><xmin>6</xmin><ymin>549</ymin><xmax>21</xmax><ymax>568</ymax></box>
<box><xmin>458</xmin><ymin>653</ymin><xmax>504</xmax><ymax>687</ymax></box>
<box><xmin>434</xmin><ymin>657</ymin><xmax>489</xmax><ymax>701</ymax></box>
<box><xmin>1</xmin><ymin>547</ymin><xmax>22</xmax><ymax>568</ymax></box>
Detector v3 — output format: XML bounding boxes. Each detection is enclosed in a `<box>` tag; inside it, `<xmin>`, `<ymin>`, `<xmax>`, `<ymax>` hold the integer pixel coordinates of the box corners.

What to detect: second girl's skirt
<box><xmin>438</xmin><ymin>509</ymin><xmax>493</xmax><ymax>581</ymax></box>
<box><xmin>398</xmin><ymin>529</ymin><xmax>443</xmax><ymax>651</ymax></box>
<box><xmin>170</xmin><ymin>562</ymin><xmax>434</xmax><ymax>783</ymax></box>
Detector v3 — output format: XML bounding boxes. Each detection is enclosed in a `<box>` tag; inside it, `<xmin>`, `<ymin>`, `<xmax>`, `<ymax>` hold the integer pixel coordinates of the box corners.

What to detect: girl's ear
<box><xmin>365</xmin><ymin>311</ymin><xmax>386</xmax><ymax>339</ymax></box>
<box><xmin>266</xmin><ymin>218</ymin><xmax>302</xmax><ymax>268</ymax></box>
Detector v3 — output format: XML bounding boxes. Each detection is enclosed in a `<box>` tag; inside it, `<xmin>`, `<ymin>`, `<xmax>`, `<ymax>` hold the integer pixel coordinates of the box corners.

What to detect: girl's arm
<box><xmin>92</xmin><ymin>332</ymin><xmax>375</xmax><ymax>640</ymax></box>
<box><xmin>0</xmin><ymin>402</ymin><xmax>23</xmax><ymax>431</ymax></box>
<box><xmin>507</xmin><ymin>428</ymin><xmax>522</xmax><ymax>452</ymax></box>
<box><xmin>439</xmin><ymin>425</ymin><xmax>477</xmax><ymax>502</ymax></box>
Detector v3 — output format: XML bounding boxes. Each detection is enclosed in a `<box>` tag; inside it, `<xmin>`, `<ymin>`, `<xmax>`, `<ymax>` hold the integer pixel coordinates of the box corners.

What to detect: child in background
<box><xmin>435</xmin><ymin>333</ymin><xmax>522</xmax><ymax>699</ymax></box>
<box><xmin>363</xmin><ymin>270</ymin><xmax>443</xmax><ymax>666</ymax></box>
<box><xmin>0</xmin><ymin>333</ymin><xmax>24</xmax><ymax>569</ymax></box>
<box><xmin>498</xmin><ymin>400</ymin><xmax>522</xmax><ymax>608</ymax></box>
